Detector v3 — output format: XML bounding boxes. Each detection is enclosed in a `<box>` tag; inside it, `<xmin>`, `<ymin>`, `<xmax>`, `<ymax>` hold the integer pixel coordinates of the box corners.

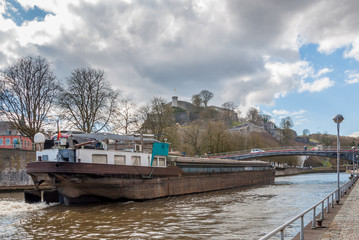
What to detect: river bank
<box><xmin>275</xmin><ymin>166</ymin><xmax>346</xmax><ymax>177</ymax></box>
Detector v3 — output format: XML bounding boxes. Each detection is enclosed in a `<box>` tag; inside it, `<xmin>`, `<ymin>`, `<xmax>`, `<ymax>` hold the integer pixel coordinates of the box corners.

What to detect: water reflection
<box><xmin>0</xmin><ymin>173</ymin><xmax>351</xmax><ymax>240</ymax></box>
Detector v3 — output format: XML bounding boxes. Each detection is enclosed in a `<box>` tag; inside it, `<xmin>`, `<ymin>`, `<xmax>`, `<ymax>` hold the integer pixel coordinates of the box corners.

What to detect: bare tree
<box><xmin>221</xmin><ymin>101</ymin><xmax>237</xmax><ymax>126</ymax></box>
<box><xmin>57</xmin><ymin>67</ymin><xmax>120</xmax><ymax>133</ymax></box>
<box><xmin>0</xmin><ymin>56</ymin><xmax>58</xmax><ymax>140</ymax></box>
<box><xmin>201</xmin><ymin>120</ymin><xmax>231</xmax><ymax>154</ymax></box>
<box><xmin>191</xmin><ymin>94</ymin><xmax>202</xmax><ymax>108</ymax></box>
<box><xmin>140</xmin><ymin>97</ymin><xmax>173</xmax><ymax>139</ymax></box>
<box><xmin>262</xmin><ymin>114</ymin><xmax>272</xmax><ymax>123</ymax></box>
<box><xmin>199</xmin><ymin>90</ymin><xmax>214</xmax><ymax>107</ymax></box>
<box><xmin>112</xmin><ymin>98</ymin><xmax>137</xmax><ymax>134</ymax></box>
<box><xmin>302</xmin><ymin>129</ymin><xmax>310</xmax><ymax>136</ymax></box>
<box><xmin>183</xmin><ymin>121</ymin><xmax>202</xmax><ymax>155</ymax></box>
<box><xmin>280</xmin><ymin>116</ymin><xmax>293</xmax><ymax>130</ymax></box>
<box><xmin>280</xmin><ymin>116</ymin><xmax>294</xmax><ymax>144</ymax></box>
<box><xmin>136</xmin><ymin>104</ymin><xmax>151</xmax><ymax>132</ymax></box>
<box><xmin>245</xmin><ymin>107</ymin><xmax>263</xmax><ymax>125</ymax></box>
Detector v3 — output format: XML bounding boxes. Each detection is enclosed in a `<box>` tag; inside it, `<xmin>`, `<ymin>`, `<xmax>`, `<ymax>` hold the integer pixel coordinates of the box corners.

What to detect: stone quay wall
<box><xmin>0</xmin><ymin>149</ymin><xmax>35</xmax><ymax>188</ymax></box>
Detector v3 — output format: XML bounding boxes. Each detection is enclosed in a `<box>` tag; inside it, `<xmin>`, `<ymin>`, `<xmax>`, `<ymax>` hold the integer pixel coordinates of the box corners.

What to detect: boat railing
<box><xmin>259</xmin><ymin>175</ymin><xmax>358</xmax><ymax>240</ymax></box>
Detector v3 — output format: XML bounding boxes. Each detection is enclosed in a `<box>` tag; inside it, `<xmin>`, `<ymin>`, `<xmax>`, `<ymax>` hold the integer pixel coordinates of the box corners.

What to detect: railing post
<box><xmin>311</xmin><ymin>207</ymin><xmax>316</xmax><ymax>229</ymax></box>
<box><xmin>280</xmin><ymin>230</ymin><xmax>284</xmax><ymax>240</ymax></box>
<box><xmin>321</xmin><ymin>201</ymin><xmax>324</xmax><ymax>220</ymax></box>
<box><xmin>327</xmin><ymin>197</ymin><xmax>330</xmax><ymax>213</ymax></box>
<box><xmin>300</xmin><ymin>216</ymin><xmax>304</xmax><ymax>240</ymax></box>
<box><xmin>331</xmin><ymin>194</ymin><xmax>334</xmax><ymax>208</ymax></box>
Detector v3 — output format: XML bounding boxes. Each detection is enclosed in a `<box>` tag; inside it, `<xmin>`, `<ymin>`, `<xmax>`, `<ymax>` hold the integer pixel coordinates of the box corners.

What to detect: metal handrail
<box><xmin>259</xmin><ymin>175</ymin><xmax>358</xmax><ymax>240</ymax></box>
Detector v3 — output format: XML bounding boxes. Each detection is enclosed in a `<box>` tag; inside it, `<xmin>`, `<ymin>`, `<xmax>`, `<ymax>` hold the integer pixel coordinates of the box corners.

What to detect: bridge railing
<box><xmin>204</xmin><ymin>145</ymin><xmax>358</xmax><ymax>158</ymax></box>
<box><xmin>259</xmin><ymin>175</ymin><xmax>358</xmax><ymax>240</ymax></box>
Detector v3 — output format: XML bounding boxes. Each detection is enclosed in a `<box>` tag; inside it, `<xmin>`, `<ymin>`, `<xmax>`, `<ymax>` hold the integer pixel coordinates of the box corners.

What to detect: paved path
<box><xmin>320</xmin><ymin>181</ymin><xmax>359</xmax><ymax>239</ymax></box>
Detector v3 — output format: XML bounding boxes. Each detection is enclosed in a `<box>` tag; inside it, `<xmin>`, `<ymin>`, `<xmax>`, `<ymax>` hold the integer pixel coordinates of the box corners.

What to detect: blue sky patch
<box><xmin>260</xmin><ymin>43</ymin><xmax>359</xmax><ymax>135</ymax></box>
<box><xmin>2</xmin><ymin>0</ymin><xmax>52</xmax><ymax>26</ymax></box>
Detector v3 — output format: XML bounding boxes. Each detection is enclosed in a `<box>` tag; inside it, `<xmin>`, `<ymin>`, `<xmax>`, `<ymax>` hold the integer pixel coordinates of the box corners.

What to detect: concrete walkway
<box><xmin>320</xmin><ymin>181</ymin><xmax>359</xmax><ymax>239</ymax></box>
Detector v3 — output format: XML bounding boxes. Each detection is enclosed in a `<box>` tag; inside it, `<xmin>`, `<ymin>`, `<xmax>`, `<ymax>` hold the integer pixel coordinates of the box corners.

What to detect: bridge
<box><xmin>213</xmin><ymin>147</ymin><xmax>359</xmax><ymax>162</ymax></box>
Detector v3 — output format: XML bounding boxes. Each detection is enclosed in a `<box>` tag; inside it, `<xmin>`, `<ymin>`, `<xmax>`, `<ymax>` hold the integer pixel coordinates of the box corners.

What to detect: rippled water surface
<box><xmin>0</xmin><ymin>172</ymin><xmax>350</xmax><ymax>239</ymax></box>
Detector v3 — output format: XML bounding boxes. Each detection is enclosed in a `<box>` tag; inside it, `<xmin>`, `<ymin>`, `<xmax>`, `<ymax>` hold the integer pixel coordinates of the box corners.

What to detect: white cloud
<box><xmin>298</xmin><ymin>0</ymin><xmax>359</xmax><ymax>54</ymax></box>
<box><xmin>273</xmin><ymin>109</ymin><xmax>290</xmax><ymax>116</ymax></box>
<box><xmin>316</xmin><ymin>68</ymin><xmax>333</xmax><ymax>77</ymax></box>
<box><xmin>271</xmin><ymin>108</ymin><xmax>307</xmax><ymax>128</ymax></box>
<box><xmin>294</xmin><ymin>118</ymin><xmax>308</xmax><ymax>126</ymax></box>
<box><xmin>272</xmin><ymin>109</ymin><xmax>306</xmax><ymax>117</ymax></box>
<box><xmin>345</xmin><ymin>70</ymin><xmax>359</xmax><ymax>84</ymax></box>
<box><xmin>344</xmin><ymin>38</ymin><xmax>359</xmax><ymax>61</ymax></box>
<box><xmin>0</xmin><ymin>0</ymin><xmax>357</xmax><ymax>113</ymax></box>
<box><xmin>298</xmin><ymin>77</ymin><xmax>334</xmax><ymax>93</ymax></box>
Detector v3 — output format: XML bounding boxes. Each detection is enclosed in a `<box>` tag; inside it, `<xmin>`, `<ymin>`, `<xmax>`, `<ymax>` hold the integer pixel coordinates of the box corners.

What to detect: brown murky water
<box><xmin>0</xmin><ymin>173</ymin><xmax>350</xmax><ymax>240</ymax></box>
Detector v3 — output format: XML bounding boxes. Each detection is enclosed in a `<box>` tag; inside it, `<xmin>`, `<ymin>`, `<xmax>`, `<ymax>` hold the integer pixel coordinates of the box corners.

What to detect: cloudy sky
<box><xmin>1</xmin><ymin>0</ymin><xmax>359</xmax><ymax>136</ymax></box>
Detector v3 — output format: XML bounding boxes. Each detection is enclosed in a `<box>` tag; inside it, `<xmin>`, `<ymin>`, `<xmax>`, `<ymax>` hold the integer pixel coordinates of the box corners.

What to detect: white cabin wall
<box><xmin>76</xmin><ymin>149</ymin><xmax>152</xmax><ymax>166</ymax></box>
<box><xmin>37</xmin><ymin>148</ymin><xmax>165</xmax><ymax>167</ymax></box>
<box><xmin>36</xmin><ymin>149</ymin><xmax>59</xmax><ymax>161</ymax></box>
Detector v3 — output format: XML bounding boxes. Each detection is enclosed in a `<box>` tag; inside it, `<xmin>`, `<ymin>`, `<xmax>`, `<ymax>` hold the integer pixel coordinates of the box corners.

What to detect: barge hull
<box><xmin>27</xmin><ymin>162</ymin><xmax>274</xmax><ymax>202</ymax></box>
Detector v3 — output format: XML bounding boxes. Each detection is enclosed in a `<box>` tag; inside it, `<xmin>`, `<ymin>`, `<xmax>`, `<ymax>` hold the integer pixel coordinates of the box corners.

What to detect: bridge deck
<box><xmin>215</xmin><ymin>149</ymin><xmax>359</xmax><ymax>162</ymax></box>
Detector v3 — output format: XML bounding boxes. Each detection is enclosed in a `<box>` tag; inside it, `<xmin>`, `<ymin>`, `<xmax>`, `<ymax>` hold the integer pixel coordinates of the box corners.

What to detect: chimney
<box><xmin>172</xmin><ymin>96</ymin><xmax>178</xmax><ymax>107</ymax></box>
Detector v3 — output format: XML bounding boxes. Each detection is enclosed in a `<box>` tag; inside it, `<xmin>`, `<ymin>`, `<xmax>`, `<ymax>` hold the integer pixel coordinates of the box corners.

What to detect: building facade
<box><xmin>0</xmin><ymin>121</ymin><xmax>32</xmax><ymax>150</ymax></box>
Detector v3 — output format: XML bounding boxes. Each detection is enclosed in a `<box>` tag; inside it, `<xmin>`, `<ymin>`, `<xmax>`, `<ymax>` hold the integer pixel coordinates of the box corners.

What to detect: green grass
<box><xmin>322</xmin><ymin>160</ymin><xmax>332</xmax><ymax>167</ymax></box>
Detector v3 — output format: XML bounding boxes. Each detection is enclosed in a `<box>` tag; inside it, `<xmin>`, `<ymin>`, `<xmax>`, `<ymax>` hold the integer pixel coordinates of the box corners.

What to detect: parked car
<box><xmin>250</xmin><ymin>148</ymin><xmax>264</xmax><ymax>153</ymax></box>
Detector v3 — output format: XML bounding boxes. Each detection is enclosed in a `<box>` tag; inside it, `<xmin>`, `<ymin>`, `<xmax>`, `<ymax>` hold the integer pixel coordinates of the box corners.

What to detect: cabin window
<box><xmin>0</xmin><ymin>139</ymin><xmax>3</xmax><ymax>145</ymax></box>
<box><xmin>152</xmin><ymin>156</ymin><xmax>166</xmax><ymax>167</ymax></box>
<box><xmin>152</xmin><ymin>158</ymin><xmax>157</xmax><ymax>166</ymax></box>
<box><xmin>92</xmin><ymin>154</ymin><xmax>107</xmax><ymax>164</ymax></box>
<box><xmin>5</xmin><ymin>138</ymin><xmax>10</xmax><ymax>145</ymax></box>
<box><xmin>158</xmin><ymin>157</ymin><xmax>166</xmax><ymax>167</ymax></box>
<box><xmin>131</xmin><ymin>156</ymin><xmax>141</xmax><ymax>166</ymax></box>
<box><xmin>114</xmin><ymin>155</ymin><xmax>126</xmax><ymax>165</ymax></box>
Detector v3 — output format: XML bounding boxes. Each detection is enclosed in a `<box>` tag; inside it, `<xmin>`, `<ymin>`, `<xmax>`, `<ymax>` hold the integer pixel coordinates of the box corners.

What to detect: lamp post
<box><xmin>333</xmin><ymin>114</ymin><xmax>344</xmax><ymax>204</ymax></box>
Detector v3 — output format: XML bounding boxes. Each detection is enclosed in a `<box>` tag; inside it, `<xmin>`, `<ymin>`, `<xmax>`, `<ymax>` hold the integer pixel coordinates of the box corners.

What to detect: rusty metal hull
<box><xmin>26</xmin><ymin>161</ymin><xmax>275</xmax><ymax>203</ymax></box>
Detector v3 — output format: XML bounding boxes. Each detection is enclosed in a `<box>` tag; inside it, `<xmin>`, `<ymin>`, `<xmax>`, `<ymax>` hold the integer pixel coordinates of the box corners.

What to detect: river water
<box><xmin>0</xmin><ymin>172</ymin><xmax>351</xmax><ymax>240</ymax></box>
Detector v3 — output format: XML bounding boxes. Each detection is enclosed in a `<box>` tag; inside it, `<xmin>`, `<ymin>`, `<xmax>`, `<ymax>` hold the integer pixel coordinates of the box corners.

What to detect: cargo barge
<box><xmin>25</xmin><ymin>132</ymin><xmax>275</xmax><ymax>204</ymax></box>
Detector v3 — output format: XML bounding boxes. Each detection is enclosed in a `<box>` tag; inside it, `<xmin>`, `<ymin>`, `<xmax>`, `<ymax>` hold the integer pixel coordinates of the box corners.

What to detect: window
<box><xmin>158</xmin><ymin>157</ymin><xmax>166</xmax><ymax>167</ymax></box>
<box><xmin>152</xmin><ymin>156</ymin><xmax>166</xmax><ymax>167</ymax></box>
<box><xmin>0</xmin><ymin>139</ymin><xmax>3</xmax><ymax>145</ymax></box>
<box><xmin>92</xmin><ymin>154</ymin><xmax>107</xmax><ymax>164</ymax></box>
<box><xmin>114</xmin><ymin>155</ymin><xmax>126</xmax><ymax>165</ymax></box>
<box><xmin>131</xmin><ymin>156</ymin><xmax>141</xmax><ymax>166</ymax></box>
<box><xmin>5</xmin><ymin>138</ymin><xmax>11</xmax><ymax>145</ymax></box>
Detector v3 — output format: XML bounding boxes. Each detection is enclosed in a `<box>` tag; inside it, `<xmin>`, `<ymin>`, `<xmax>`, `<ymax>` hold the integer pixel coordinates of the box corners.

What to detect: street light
<box><xmin>333</xmin><ymin>114</ymin><xmax>344</xmax><ymax>204</ymax></box>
